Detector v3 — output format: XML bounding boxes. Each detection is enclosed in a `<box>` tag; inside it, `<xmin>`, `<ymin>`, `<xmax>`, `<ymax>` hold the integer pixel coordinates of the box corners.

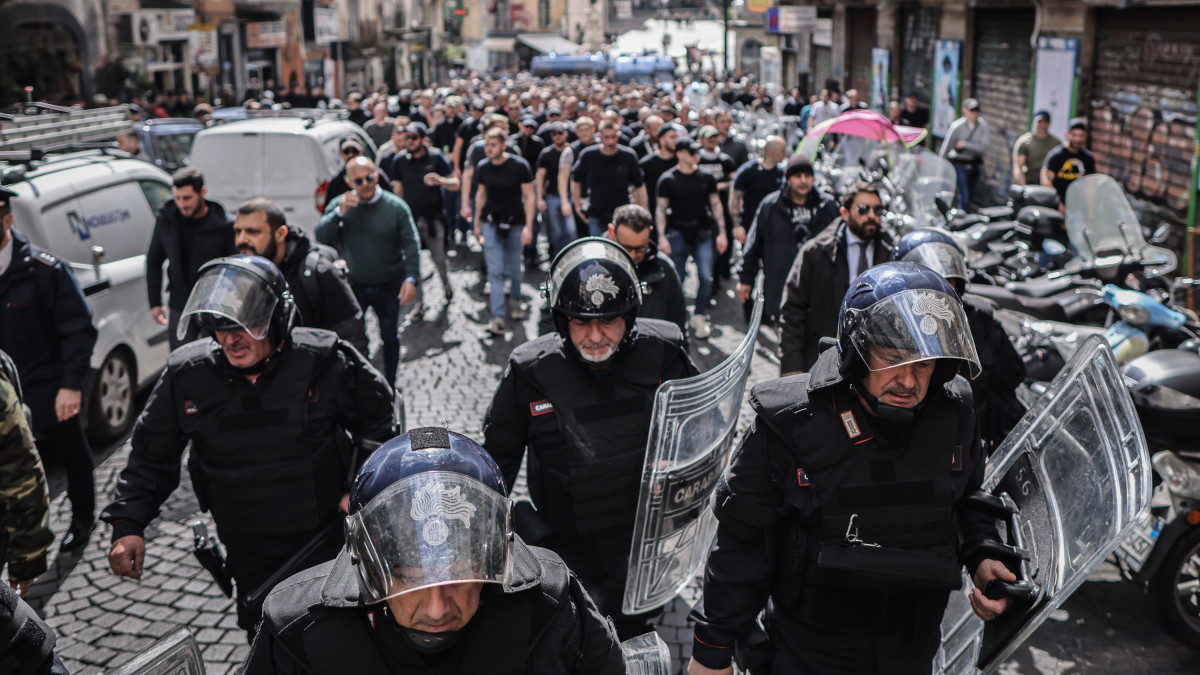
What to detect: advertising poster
<box><xmin>1032</xmin><ymin>37</ymin><xmax>1080</xmax><ymax>140</ymax></box>
<box><xmin>871</xmin><ymin>48</ymin><xmax>890</xmax><ymax>113</ymax></box>
<box><xmin>931</xmin><ymin>40</ymin><xmax>961</xmax><ymax>138</ymax></box>
<box><xmin>188</xmin><ymin>24</ymin><xmax>218</xmax><ymax>73</ymax></box>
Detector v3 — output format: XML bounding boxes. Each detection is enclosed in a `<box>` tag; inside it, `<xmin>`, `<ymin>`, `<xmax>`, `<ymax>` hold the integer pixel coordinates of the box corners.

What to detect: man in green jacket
<box><xmin>316</xmin><ymin>156</ymin><xmax>421</xmax><ymax>389</ymax></box>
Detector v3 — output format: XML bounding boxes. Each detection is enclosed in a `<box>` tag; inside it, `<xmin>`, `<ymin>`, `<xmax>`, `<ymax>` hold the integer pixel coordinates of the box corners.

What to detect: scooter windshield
<box><xmin>1064</xmin><ymin>174</ymin><xmax>1145</xmax><ymax>261</ymax></box>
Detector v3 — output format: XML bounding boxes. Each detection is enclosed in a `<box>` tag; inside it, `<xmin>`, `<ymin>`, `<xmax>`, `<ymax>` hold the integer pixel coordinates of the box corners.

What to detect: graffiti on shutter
<box><xmin>901</xmin><ymin>7</ymin><xmax>939</xmax><ymax>106</ymax></box>
<box><xmin>973</xmin><ymin>10</ymin><xmax>1035</xmax><ymax>204</ymax></box>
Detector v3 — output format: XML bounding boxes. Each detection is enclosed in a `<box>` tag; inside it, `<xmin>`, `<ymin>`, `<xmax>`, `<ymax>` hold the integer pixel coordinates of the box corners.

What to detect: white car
<box><xmin>3</xmin><ymin>151</ymin><xmax>172</xmax><ymax>441</ymax></box>
<box><xmin>188</xmin><ymin>114</ymin><xmax>377</xmax><ymax>235</ymax></box>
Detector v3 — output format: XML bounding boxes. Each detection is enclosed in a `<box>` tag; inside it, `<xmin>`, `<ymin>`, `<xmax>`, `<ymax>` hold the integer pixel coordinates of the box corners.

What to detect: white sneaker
<box><xmin>509</xmin><ymin>299</ymin><xmax>527</xmax><ymax>320</ymax></box>
<box><xmin>488</xmin><ymin>317</ymin><xmax>506</xmax><ymax>335</ymax></box>
<box><xmin>690</xmin><ymin>314</ymin><xmax>711</xmax><ymax>339</ymax></box>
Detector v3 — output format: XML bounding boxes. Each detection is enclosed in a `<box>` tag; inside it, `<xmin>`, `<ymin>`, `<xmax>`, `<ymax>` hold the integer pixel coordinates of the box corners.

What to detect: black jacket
<box><xmin>0</xmin><ymin>231</ymin><xmax>97</xmax><ymax>432</ymax></box>
<box><xmin>778</xmin><ymin>220</ymin><xmax>892</xmax><ymax>374</ymax></box>
<box><xmin>243</xmin><ymin>540</ymin><xmax>626</xmax><ymax>675</ymax></box>
<box><xmin>278</xmin><ymin>228</ymin><xmax>369</xmax><ymax>355</ymax></box>
<box><xmin>146</xmin><ymin>200</ymin><xmax>235</xmax><ymax>309</ymax></box>
<box><xmin>100</xmin><ymin>329</ymin><xmax>394</xmax><ymax>541</ymax></box>
<box><xmin>689</xmin><ymin>348</ymin><xmax>1000</xmax><ymax>670</ymax></box>
<box><xmin>737</xmin><ymin>187</ymin><xmax>839</xmax><ymax>322</ymax></box>
<box><xmin>964</xmin><ymin>294</ymin><xmax>1026</xmax><ymax>446</ymax></box>
<box><xmin>635</xmin><ymin>240</ymin><xmax>689</xmax><ymax>340</ymax></box>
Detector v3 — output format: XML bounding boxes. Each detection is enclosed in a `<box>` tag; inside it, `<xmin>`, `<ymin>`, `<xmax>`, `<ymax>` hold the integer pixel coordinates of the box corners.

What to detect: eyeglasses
<box><xmin>351</xmin><ymin>173</ymin><xmax>377</xmax><ymax>186</ymax></box>
<box><xmin>342</xmin><ymin>147</ymin><xmax>361</xmax><ymax>156</ymax></box>
<box><xmin>855</xmin><ymin>204</ymin><xmax>885</xmax><ymax>216</ymax></box>
<box><xmin>618</xmin><ymin>242</ymin><xmax>649</xmax><ymax>256</ymax></box>
<box><xmin>402</xmin><ymin>134</ymin><xmax>419</xmax><ymax>141</ymax></box>
<box><xmin>551</xmin><ymin>130</ymin><xmax>566</xmax><ymax>135</ymax></box>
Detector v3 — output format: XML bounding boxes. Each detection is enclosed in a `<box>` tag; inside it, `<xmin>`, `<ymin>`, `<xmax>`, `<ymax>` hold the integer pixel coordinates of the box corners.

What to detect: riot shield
<box><xmin>934</xmin><ymin>335</ymin><xmax>1152</xmax><ymax>674</ymax></box>
<box><xmin>621</xmin><ymin>631</ymin><xmax>673</xmax><ymax>675</ymax></box>
<box><xmin>622</xmin><ymin>295</ymin><xmax>764</xmax><ymax>615</ymax></box>
<box><xmin>111</xmin><ymin>628</ymin><xmax>204</xmax><ymax>675</ymax></box>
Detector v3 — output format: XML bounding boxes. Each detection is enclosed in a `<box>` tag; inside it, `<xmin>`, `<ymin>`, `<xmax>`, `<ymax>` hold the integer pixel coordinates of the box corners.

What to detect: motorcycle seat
<box><xmin>970</xmin><ymin>284</ymin><xmax>1069</xmax><ymax>322</ymax></box>
<box><xmin>1005</xmin><ymin>276</ymin><xmax>1075</xmax><ymax>298</ymax></box>
<box><xmin>953</xmin><ymin>213</ymin><xmax>989</xmax><ymax>229</ymax></box>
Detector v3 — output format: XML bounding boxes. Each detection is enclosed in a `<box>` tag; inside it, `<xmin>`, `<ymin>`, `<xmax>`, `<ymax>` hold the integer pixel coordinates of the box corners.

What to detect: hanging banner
<box><xmin>314</xmin><ymin>7</ymin><xmax>339</xmax><ymax>45</ymax></box>
<box><xmin>931</xmin><ymin>40</ymin><xmax>962</xmax><ymax>138</ymax></box>
<box><xmin>1031</xmin><ymin>37</ymin><xmax>1079</xmax><ymax>141</ymax></box>
<box><xmin>189</xmin><ymin>24</ymin><xmax>219</xmax><ymax>74</ymax></box>
<box><xmin>765</xmin><ymin>6</ymin><xmax>817</xmax><ymax>34</ymax></box>
<box><xmin>871</xmin><ymin>47</ymin><xmax>890</xmax><ymax>113</ymax></box>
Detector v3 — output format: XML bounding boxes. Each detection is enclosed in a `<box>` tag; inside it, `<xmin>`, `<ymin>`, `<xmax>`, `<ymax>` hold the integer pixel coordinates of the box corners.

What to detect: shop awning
<box><xmin>483</xmin><ymin>37</ymin><xmax>516</xmax><ymax>52</ymax></box>
<box><xmin>516</xmin><ymin>33</ymin><xmax>582</xmax><ymax>56</ymax></box>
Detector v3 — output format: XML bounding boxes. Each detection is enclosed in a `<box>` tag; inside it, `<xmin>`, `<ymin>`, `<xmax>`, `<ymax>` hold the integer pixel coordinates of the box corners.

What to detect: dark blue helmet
<box><xmin>836</xmin><ymin>261</ymin><xmax>981</xmax><ymax>379</ymax></box>
<box><xmin>346</xmin><ymin>427</ymin><xmax>514</xmax><ymax>603</ymax></box>
<box><xmin>178</xmin><ymin>254</ymin><xmax>296</xmax><ymax>347</ymax></box>
<box><xmin>890</xmin><ymin>228</ymin><xmax>969</xmax><ymax>287</ymax></box>
<box><xmin>351</xmin><ymin>427</ymin><xmax>507</xmax><ymax>513</ymax></box>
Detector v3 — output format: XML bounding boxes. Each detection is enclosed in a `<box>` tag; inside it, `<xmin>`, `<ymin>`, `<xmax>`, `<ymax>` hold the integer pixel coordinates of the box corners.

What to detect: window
<box><xmin>539</xmin><ymin>0</ymin><xmax>550</xmax><ymax>27</ymax></box>
<box><xmin>139</xmin><ymin>180</ymin><xmax>172</xmax><ymax>213</ymax></box>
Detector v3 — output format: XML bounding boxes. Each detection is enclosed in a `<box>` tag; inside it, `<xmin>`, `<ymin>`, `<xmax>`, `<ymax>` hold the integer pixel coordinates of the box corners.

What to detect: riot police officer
<box><xmin>0</xmin><ymin>186</ymin><xmax>98</xmax><ymax>551</ymax></box>
<box><xmin>243</xmin><ymin>427</ymin><xmax>626</xmax><ymax>674</ymax></box>
<box><xmin>891</xmin><ymin>228</ymin><xmax>1026</xmax><ymax>450</ymax></box>
<box><xmin>483</xmin><ymin>237</ymin><xmax>698</xmax><ymax>638</ymax></box>
<box><xmin>101</xmin><ymin>255</ymin><xmax>395</xmax><ymax>637</ymax></box>
<box><xmin>688</xmin><ymin>262</ymin><xmax>1015</xmax><ymax>674</ymax></box>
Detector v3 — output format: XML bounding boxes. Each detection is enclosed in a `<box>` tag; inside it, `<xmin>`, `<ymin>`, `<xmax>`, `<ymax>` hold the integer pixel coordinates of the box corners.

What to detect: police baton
<box><xmin>188</xmin><ymin>520</ymin><xmax>234</xmax><ymax>598</ymax></box>
<box><xmin>243</xmin><ymin>519</ymin><xmax>343</xmax><ymax>610</ymax></box>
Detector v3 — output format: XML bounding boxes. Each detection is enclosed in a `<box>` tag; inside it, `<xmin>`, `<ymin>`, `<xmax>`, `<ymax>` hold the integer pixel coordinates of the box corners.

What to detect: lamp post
<box><xmin>722</xmin><ymin>0</ymin><xmax>730</xmax><ymax>77</ymax></box>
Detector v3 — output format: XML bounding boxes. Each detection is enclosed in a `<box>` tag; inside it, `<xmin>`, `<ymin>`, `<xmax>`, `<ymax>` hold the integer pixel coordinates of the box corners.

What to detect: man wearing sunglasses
<box><xmin>322</xmin><ymin>137</ymin><xmax>393</xmax><ymax>210</ymax></box>
<box><xmin>316</xmin><ymin>157</ymin><xmax>421</xmax><ymax>389</ymax></box>
<box><xmin>605</xmin><ymin>204</ymin><xmax>687</xmax><ymax>339</ymax></box>
<box><xmin>779</xmin><ymin>181</ymin><xmax>892</xmax><ymax>375</ymax></box>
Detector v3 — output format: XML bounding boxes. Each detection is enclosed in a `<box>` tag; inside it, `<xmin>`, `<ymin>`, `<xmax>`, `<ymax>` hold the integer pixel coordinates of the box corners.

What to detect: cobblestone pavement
<box><xmin>21</xmin><ymin>244</ymin><xmax>1198</xmax><ymax>673</ymax></box>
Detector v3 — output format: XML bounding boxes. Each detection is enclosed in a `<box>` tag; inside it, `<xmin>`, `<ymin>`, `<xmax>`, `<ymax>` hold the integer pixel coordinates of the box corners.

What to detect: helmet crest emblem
<box><xmin>912</xmin><ymin>291</ymin><xmax>956</xmax><ymax>336</ymax></box>
<box><xmin>584</xmin><ymin>273</ymin><xmax>620</xmax><ymax>307</ymax></box>
<box><xmin>410</xmin><ymin>483</ymin><xmax>477</xmax><ymax>546</ymax></box>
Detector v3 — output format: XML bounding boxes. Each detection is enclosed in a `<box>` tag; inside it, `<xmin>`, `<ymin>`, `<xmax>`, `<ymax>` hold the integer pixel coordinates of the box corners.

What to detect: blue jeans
<box><xmin>666</xmin><ymin>229</ymin><xmax>714</xmax><ymax>314</ymax></box>
<box><xmin>483</xmin><ymin>222</ymin><xmax>525</xmax><ymax>318</ymax></box>
<box><xmin>543</xmin><ymin>195</ymin><xmax>577</xmax><ymax>255</ymax></box>
<box><xmin>955</xmin><ymin>163</ymin><xmax>980</xmax><ymax>213</ymax></box>
<box><xmin>443</xmin><ymin>188</ymin><xmax>467</xmax><ymax>236</ymax></box>
<box><xmin>586</xmin><ymin>216</ymin><xmax>608</xmax><ymax>237</ymax></box>
<box><xmin>352</xmin><ymin>278</ymin><xmax>403</xmax><ymax>388</ymax></box>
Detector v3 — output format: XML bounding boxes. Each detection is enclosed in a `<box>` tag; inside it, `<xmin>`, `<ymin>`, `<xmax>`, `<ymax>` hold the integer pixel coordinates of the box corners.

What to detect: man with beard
<box><xmin>605</xmin><ymin>204</ymin><xmax>687</xmax><ymax>338</ymax></box>
<box><xmin>1041</xmin><ymin>118</ymin><xmax>1096</xmax><ymax>208</ymax></box>
<box><xmin>535</xmin><ymin>122</ymin><xmax>577</xmax><ymax>257</ymax></box>
<box><xmin>779</xmin><ymin>181</ymin><xmax>892</xmax><ymax>375</ymax></box>
<box><xmin>737</xmin><ymin>154</ymin><xmax>839</xmax><ymax>327</ymax></box>
<box><xmin>570</xmin><ymin>119</ymin><xmax>646</xmax><ymax>237</ymax></box>
<box><xmin>639</xmin><ymin>123</ymin><xmax>682</xmax><ymax>224</ymax></box>
<box><xmin>695</xmin><ymin>125</ymin><xmax>737</xmax><ymax>282</ymax></box>
<box><xmin>483</xmin><ymin>237</ymin><xmax>696</xmax><ymax>640</ymax></box>
<box><xmin>147</xmin><ymin>168</ymin><xmax>235</xmax><ymax>350</ymax></box>
<box><xmin>232</xmin><ymin>198</ymin><xmax>367</xmax><ymax>354</ymax></box>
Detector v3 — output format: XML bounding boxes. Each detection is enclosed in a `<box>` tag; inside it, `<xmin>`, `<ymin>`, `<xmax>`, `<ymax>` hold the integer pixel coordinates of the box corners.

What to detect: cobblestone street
<box><xmin>20</xmin><ymin>246</ymin><xmax>1199</xmax><ymax>673</ymax></box>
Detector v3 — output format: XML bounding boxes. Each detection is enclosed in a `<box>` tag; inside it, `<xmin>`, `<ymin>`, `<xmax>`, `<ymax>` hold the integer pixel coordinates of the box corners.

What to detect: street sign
<box><xmin>765</xmin><ymin>6</ymin><xmax>817</xmax><ymax>34</ymax></box>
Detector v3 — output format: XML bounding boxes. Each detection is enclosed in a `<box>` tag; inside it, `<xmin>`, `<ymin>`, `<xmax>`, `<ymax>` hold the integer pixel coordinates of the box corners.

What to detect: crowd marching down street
<box><xmin>0</xmin><ymin>55</ymin><xmax>1198</xmax><ymax>675</ymax></box>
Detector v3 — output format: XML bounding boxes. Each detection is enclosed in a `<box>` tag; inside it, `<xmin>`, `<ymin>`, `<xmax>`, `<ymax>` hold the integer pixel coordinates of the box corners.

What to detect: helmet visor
<box><xmin>900</xmin><ymin>242</ymin><xmax>968</xmax><ymax>283</ymax></box>
<box><xmin>177</xmin><ymin>265</ymin><xmax>279</xmax><ymax>341</ymax></box>
<box><xmin>346</xmin><ymin>472</ymin><xmax>512</xmax><ymax>605</ymax></box>
<box><xmin>850</xmin><ymin>289</ymin><xmax>981</xmax><ymax>379</ymax></box>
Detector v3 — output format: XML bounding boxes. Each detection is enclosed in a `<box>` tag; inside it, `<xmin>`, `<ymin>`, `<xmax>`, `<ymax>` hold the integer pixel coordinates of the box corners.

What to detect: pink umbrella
<box><xmin>797</xmin><ymin>109</ymin><xmax>928</xmax><ymax>159</ymax></box>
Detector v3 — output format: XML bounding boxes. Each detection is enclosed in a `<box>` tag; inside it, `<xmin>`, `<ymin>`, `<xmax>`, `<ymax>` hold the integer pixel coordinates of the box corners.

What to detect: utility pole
<box><xmin>722</xmin><ymin>0</ymin><xmax>730</xmax><ymax>77</ymax></box>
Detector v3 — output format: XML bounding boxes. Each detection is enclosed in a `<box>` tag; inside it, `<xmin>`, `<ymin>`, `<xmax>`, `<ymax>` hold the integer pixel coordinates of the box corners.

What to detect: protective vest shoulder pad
<box><xmin>631</xmin><ymin>317</ymin><xmax>686</xmax><ymax>351</ymax></box>
<box><xmin>941</xmin><ymin>373</ymin><xmax>975</xmax><ymax>409</ymax></box>
<box><xmin>749</xmin><ymin>374</ymin><xmax>815</xmax><ymax>439</ymax></box>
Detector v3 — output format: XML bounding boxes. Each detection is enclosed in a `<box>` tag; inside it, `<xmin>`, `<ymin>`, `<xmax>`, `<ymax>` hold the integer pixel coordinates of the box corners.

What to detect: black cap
<box><xmin>675</xmin><ymin>138</ymin><xmax>700</xmax><ymax>154</ymax></box>
<box><xmin>546</xmin><ymin>121</ymin><xmax>566</xmax><ymax>134</ymax></box>
<box><xmin>0</xmin><ymin>186</ymin><xmax>16</xmax><ymax>209</ymax></box>
<box><xmin>1068</xmin><ymin>117</ymin><xmax>1088</xmax><ymax>131</ymax></box>
<box><xmin>520</xmin><ymin>117</ymin><xmax>538</xmax><ymax>129</ymax></box>
<box><xmin>1032</xmin><ymin>110</ymin><xmax>1051</xmax><ymax>122</ymax></box>
<box><xmin>785</xmin><ymin>155</ymin><xmax>814</xmax><ymax>178</ymax></box>
<box><xmin>405</xmin><ymin>122</ymin><xmax>428</xmax><ymax>137</ymax></box>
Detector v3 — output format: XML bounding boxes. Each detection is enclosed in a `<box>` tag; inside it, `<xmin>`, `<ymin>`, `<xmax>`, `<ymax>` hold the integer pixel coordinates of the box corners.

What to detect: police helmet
<box><xmin>177</xmin><ymin>255</ymin><xmax>296</xmax><ymax>347</ymax></box>
<box><xmin>346</xmin><ymin>427</ymin><xmax>513</xmax><ymax>604</ymax></box>
<box><xmin>890</xmin><ymin>228</ymin><xmax>970</xmax><ymax>290</ymax></box>
<box><xmin>836</xmin><ymin>261</ymin><xmax>981</xmax><ymax>380</ymax></box>
<box><xmin>545</xmin><ymin>237</ymin><xmax>642</xmax><ymax>349</ymax></box>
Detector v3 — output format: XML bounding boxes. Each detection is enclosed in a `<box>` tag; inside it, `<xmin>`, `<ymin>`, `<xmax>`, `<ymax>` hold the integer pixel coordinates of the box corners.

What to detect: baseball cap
<box><xmin>1032</xmin><ymin>110</ymin><xmax>1051</xmax><ymax>123</ymax></box>
<box><xmin>545</xmin><ymin>122</ymin><xmax>566</xmax><ymax>134</ymax></box>
<box><xmin>339</xmin><ymin>137</ymin><xmax>365</xmax><ymax>152</ymax></box>
<box><xmin>469</xmin><ymin>98</ymin><xmax>486</xmax><ymax>111</ymax></box>
<box><xmin>963</xmin><ymin>98</ymin><xmax>980</xmax><ymax>112</ymax></box>
<box><xmin>698</xmin><ymin>125</ymin><xmax>719</xmax><ymax>139</ymax></box>
<box><xmin>675</xmin><ymin>138</ymin><xmax>700</xmax><ymax>154</ymax></box>
<box><xmin>1068</xmin><ymin>117</ymin><xmax>1088</xmax><ymax>131</ymax></box>
<box><xmin>0</xmin><ymin>186</ymin><xmax>17</xmax><ymax>209</ymax></box>
<box><xmin>405</xmin><ymin>122</ymin><xmax>428</xmax><ymax>137</ymax></box>
<box><xmin>520</xmin><ymin>117</ymin><xmax>538</xmax><ymax>129</ymax></box>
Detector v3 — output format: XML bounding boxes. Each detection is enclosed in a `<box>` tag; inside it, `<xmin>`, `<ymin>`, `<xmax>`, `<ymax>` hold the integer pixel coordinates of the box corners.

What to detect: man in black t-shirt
<box><xmin>899</xmin><ymin>93</ymin><xmax>930</xmax><ymax>130</ymax></box>
<box><xmin>1041</xmin><ymin>118</ymin><xmax>1096</xmax><ymax>209</ymax></box>
<box><xmin>655</xmin><ymin>138</ymin><xmax>728</xmax><ymax>341</ymax></box>
<box><xmin>452</xmin><ymin>99</ymin><xmax>487</xmax><ymax>173</ymax></box>
<box><xmin>640</xmin><ymin>123</ymin><xmax>682</xmax><ymax>223</ymax></box>
<box><xmin>534</xmin><ymin>123</ymin><xmax>576</xmax><ymax>255</ymax></box>
<box><xmin>571</xmin><ymin>119</ymin><xmax>646</xmax><ymax>237</ymax></box>
<box><xmin>431</xmin><ymin>96</ymin><xmax>464</xmax><ymax>155</ymax></box>
<box><xmin>392</xmin><ymin>123</ymin><xmax>459</xmax><ymax>315</ymax></box>
<box><xmin>474</xmin><ymin>129</ymin><xmax>535</xmax><ymax>335</ymax></box>
<box><xmin>511</xmin><ymin>117</ymin><xmax>546</xmax><ymax>166</ymax></box>
<box><xmin>730</xmin><ymin>135</ymin><xmax>787</xmax><ymax>240</ymax></box>
<box><xmin>696</xmin><ymin>125</ymin><xmax>738</xmax><ymax>281</ymax></box>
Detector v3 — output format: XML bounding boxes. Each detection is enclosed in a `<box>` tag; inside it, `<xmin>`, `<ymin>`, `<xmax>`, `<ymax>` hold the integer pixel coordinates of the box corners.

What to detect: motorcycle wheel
<box><xmin>1150</xmin><ymin>525</ymin><xmax>1200</xmax><ymax>650</ymax></box>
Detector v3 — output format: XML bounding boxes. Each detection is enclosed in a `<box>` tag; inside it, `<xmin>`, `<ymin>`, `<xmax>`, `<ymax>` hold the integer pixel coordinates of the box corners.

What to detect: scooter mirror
<box><xmin>1151</xmin><ymin>223</ymin><xmax>1173</xmax><ymax>245</ymax></box>
<box><xmin>1042</xmin><ymin>240</ymin><xmax>1068</xmax><ymax>256</ymax></box>
<box><xmin>935</xmin><ymin>195</ymin><xmax>952</xmax><ymax>216</ymax></box>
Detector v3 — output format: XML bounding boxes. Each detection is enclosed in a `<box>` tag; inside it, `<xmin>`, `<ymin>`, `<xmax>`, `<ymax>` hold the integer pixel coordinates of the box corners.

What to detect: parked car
<box><xmin>2</xmin><ymin>150</ymin><xmax>172</xmax><ymax>441</ymax></box>
<box><xmin>134</xmin><ymin>117</ymin><xmax>204</xmax><ymax>173</ymax></box>
<box><xmin>188</xmin><ymin>113</ymin><xmax>376</xmax><ymax>235</ymax></box>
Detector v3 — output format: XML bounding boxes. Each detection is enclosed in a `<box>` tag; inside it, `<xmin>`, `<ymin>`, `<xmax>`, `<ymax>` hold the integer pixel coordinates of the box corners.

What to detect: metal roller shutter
<box><xmin>972</xmin><ymin>9</ymin><xmax>1035</xmax><ymax>204</ymax></box>
<box><xmin>847</xmin><ymin>8</ymin><xmax>877</xmax><ymax>95</ymax></box>
<box><xmin>900</xmin><ymin>6</ymin><xmax>939</xmax><ymax>106</ymax></box>
<box><xmin>1091</xmin><ymin>8</ymin><xmax>1200</xmax><ymax>229</ymax></box>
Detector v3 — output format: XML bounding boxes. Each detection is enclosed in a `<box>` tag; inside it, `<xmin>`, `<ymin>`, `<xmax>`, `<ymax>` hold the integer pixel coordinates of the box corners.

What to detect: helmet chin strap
<box><xmin>851</xmin><ymin>381</ymin><xmax>917</xmax><ymax>424</ymax></box>
<box><xmin>401</xmin><ymin>626</ymin><xmax>462</xmax><ymax>653</ymax></box>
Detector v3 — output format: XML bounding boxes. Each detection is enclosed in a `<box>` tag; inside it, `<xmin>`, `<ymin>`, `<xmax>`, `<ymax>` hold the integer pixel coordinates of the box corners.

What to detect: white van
<box><xmin>3</xmin><ymin>151</ymin><xmax>172</xmax><ymax>441</ymax></box>
<box><xmin>188</xmin><ymin>115</ymin><xmax>377</xmax><ymax>235</ymax></box>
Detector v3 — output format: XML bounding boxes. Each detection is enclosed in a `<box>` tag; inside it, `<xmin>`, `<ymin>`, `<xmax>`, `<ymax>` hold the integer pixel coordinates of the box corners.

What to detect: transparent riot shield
<box><xmin>622</xmin><ymin>295</ymin><xmax>764</xmax><ymax>615</ymax></box>
<box><xmin>934</xmin><ymin>335</ymin><xmax>1152</xmax><ymax>674</ymax></box>
<box><xmin>621</xmin><ymin>631</ymin><xmax>673</xmax><ymax>675</ymax></box>
<box><xmin>111</xmin><ymin>628</ymin><xmax>205</xmax><ymax>675</ymax></box>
